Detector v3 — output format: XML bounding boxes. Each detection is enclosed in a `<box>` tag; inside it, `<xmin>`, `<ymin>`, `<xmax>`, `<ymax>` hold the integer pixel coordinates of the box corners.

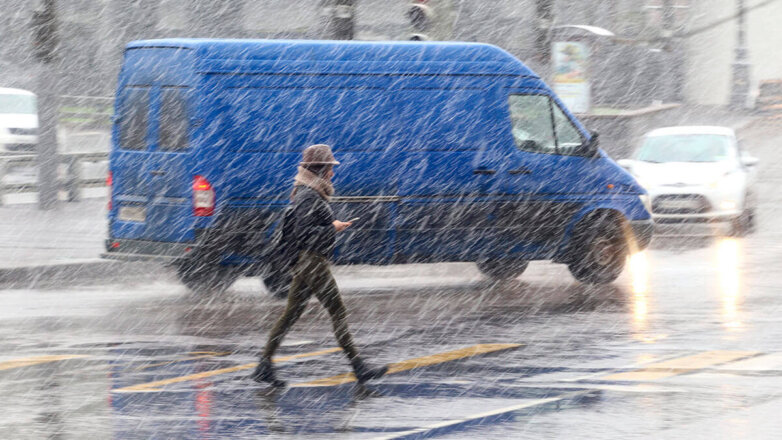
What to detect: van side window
<box><xmin>552</xmin><ymin>103</ymin><xmax>584</xmax><ymax>155</ymax></box>
<box><xmin>508</xmin><ymin>94</ymin><xmax>556</xmax><ymax>154</ymax></box>
<box><xmin>118</xmin><ymin>88</ymin><xmax>149</xmax><ymax>151</ymax></box>
<box><xmin>159</xmin><ymin>87</ymin><xmax>189</xmax><ymax>151</ymax></box>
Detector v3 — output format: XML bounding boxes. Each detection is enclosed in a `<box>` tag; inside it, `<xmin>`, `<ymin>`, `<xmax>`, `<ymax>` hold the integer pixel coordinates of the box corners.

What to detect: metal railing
<box><xmin>0</xmin><ymin>152</ymin><xmax>108</xmax><ymax>206</ymax></box>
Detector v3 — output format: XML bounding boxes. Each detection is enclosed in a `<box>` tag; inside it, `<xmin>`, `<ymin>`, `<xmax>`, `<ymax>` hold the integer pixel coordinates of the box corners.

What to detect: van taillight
<box><xmin>107</xmin><ymin>171</ymin><xmax>113</xmax><ymax>210</ymax></box>
<box><xmin>193</xmin><ymin>175</ymin><xmax>215</xmax><ymax>217</ymax></box>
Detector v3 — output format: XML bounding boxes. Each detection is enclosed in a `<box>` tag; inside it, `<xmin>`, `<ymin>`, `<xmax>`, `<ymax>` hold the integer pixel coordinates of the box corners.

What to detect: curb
<box><xmin>0</xmin><ymin>260</ymin><xmax>171</xmax><ymax>290</ymax></box>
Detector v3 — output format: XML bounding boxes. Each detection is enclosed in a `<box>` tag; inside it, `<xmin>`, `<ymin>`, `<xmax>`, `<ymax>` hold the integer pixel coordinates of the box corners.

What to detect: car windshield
<box><xmin>0</xmin><ymin>93</ymin><xmax>37</xmax><ymax>114</ymax></box>
<box><xmin>636</xmin><ymin>134</ymin><xmax>732</xmax><ymax>163</ymax></box>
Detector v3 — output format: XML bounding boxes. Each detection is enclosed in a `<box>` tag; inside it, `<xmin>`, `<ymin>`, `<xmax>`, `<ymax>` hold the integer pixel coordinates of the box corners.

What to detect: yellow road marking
<box><xmin>0</xmin><ymin>355</ymin><xmax>88</xmax><ymax>372</ymax></box>
<box><xmin>113</xmin><ymin>347</ymin><xmax>342</xmax><ymax>393</ymax></box>
<box><xmin>135</xmin><ymin>352</ymin><xmax>232</xmax><ymax>371</ymax></box>
<box><xmin>603</xmin><ymin>350</ymin><xmax>759</xmax><ymax>381</ymax></box>
<box><xmin>293</xmin><ymin>343</ymin><xmax>522</xmax><ymax>388</ymax></box>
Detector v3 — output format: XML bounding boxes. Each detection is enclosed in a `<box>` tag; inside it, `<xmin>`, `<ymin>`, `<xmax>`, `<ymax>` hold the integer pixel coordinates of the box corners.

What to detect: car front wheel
<box><xmin>729</xmin><ymin>206</ymin><xmax>756</xmax><ymax>237</ymax></box>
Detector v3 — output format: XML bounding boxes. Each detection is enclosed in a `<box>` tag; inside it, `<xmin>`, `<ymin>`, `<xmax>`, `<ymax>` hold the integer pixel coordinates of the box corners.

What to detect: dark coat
<box><xmin>291</xmin><ymin>185</ymin><xmax>336</xmax><ymax>257</ymax></box>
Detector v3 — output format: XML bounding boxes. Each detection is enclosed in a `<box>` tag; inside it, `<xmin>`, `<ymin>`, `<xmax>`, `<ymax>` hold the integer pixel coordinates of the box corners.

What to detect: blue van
<box><xmin>102</xmin><ymin>38</ymin><xmax>653</xmax><ymax>295</ymax></box>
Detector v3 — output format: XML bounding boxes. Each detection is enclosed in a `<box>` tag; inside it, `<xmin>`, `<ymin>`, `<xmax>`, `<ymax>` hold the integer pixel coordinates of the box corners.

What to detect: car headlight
<box><xmin>719</xmin><ymin>200</ymin><xmax>737</xmax><ymax>211</ymax></box>
<box><xmin>639</xmin><ymin>194</ymin><xmax>652</xmax><ymax>214</ymax></box>
<box><xmin>709</xmin><ymin>169</ymin><xmax>739</xmax><ymax>189</ymax></box>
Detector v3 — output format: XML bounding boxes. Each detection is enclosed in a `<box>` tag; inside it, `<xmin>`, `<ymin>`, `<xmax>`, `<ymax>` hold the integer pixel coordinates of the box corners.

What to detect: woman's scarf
<box><xmin>292</xmin><ymin>166</ymin><xmax>334</xmax><ymax>201</ymax></box>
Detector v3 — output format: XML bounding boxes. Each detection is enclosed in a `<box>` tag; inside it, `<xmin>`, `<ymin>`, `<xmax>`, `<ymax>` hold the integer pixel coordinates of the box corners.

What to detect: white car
<box><xmin>0</xmin><ymin>88</ymin><xmax>38</xmax><ymax>152</ymax></box>
<box><xmin>618</xmin><ymin>126</ymin><xmax>759</xmax><ymax>236</ymax></box>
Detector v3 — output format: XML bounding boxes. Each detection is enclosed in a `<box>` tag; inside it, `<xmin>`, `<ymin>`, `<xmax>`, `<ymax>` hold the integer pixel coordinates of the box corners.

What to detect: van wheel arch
<box><xmin>476</xmin><ymin>259</ymin><xmax>529</xmax><ymax>280</ymax></box>
<box><xmin>176</xmin><ymin>259</ymin><xmax>239</xmax><ymax>294</ymax></box>
<box><xmin>564</xmin><ymin>209</ymin><xmax>630</xmax><ymax>285</ymax></box>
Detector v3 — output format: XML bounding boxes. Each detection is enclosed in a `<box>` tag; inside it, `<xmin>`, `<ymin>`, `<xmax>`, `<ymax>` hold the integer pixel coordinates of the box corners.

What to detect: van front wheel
<box><xmin>567</xmin><ymin>218</ymin><xmax>628</xmax><ymax>285</ymax></box>
<box><xmin>476</xmin><ymin>259</ymin><xmax>529</xmax><ymax>280</ymax></box>
<box><xmin>176</xmin><ymin>262</ymin><xmax>239</xmax><ymax>294</ymax></box>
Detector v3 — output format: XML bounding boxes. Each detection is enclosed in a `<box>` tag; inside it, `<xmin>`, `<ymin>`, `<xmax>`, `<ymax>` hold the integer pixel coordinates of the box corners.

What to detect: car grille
<box><xmin>652</xmin><ymin>194</ymin><xmax>711</xmax><ymax>214</ymax></box>
<box><xmin>8</xmin><ymin>127</ymin><xmax>37</xmax><ymax>136</ymax></box>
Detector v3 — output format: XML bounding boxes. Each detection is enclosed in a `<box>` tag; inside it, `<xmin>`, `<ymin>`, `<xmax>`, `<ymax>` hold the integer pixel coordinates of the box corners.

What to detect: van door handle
<box><xmin>149</xmin><ymin>170</ymin><xmax>166</xmax><ymax>176</ymax></box>
<box><xmin>473</xmin><ymin>169</ymin><xmax>496</xmax><ymax>175</ymax></box>
<box><xmin>508</xmin><ymin>168</ymin><xmax>533</xmax><ymax>175</ymax></box>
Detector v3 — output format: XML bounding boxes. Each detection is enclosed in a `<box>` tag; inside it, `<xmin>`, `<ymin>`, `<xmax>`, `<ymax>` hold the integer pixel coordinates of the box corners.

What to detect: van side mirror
<box><xmin>579</xmin><ymin>131</ymin><xmax>600</xmax><ymax>158</ymax></box>
<box><xmin>518</xmin><ymin>140</ymin><xmax>538</xmax><ymax>151</ymax></box>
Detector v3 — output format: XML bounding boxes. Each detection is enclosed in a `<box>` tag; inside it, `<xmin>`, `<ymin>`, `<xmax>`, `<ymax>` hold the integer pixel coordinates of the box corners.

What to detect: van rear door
<box><xmin>143</xmin><ymin>86</ymin><xmax>194</xmax><ymax>242</ymax></box>
<box><xmin>111</xmin><ymin>85</ymin><xmax>195</xmax><ymax>243</ymax></box>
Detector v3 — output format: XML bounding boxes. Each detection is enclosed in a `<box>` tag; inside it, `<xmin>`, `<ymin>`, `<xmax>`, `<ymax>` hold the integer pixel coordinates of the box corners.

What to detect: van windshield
<box><xmin>636</xmin><ymin>134</ymin><xmax>732</xmax><ymax>163</ymax></box>
<box><xmin>0</xmin><ymin>94</ymin><xmax>37</xmax><ymax>114</ymax></box>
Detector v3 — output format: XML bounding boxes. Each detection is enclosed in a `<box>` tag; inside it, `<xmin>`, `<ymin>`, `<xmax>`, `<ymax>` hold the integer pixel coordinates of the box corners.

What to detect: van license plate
<box><xmin>119</xmin><ymin>206</ymin><xmax>146</xmax><ymax>222</ymax></box>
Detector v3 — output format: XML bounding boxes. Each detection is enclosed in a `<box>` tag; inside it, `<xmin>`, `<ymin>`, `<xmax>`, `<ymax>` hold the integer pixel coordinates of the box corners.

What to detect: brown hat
<box><xmin>300</xmin><ymin>144</ymin><xmax>340</xmax><ymax>166</ymax></box>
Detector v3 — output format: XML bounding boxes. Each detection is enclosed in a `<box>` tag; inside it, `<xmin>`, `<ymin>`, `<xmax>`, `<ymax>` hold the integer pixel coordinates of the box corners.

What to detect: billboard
<box><xmin>552</xmin><ymin>41</ymin><xmax>590</xmax><ymax>113</ymax></box>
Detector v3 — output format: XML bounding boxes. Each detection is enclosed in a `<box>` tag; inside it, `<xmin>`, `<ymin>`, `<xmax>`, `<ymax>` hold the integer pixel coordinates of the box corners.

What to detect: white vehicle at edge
<box><xmin>0</xmin><ymin>88</ymin><xmax>38</xmax><ymax>152</ymax></box>
<box><xmin>618</xmin><ymin>126</ymin><xmax>759</xmax><ymax>236</ymax></box>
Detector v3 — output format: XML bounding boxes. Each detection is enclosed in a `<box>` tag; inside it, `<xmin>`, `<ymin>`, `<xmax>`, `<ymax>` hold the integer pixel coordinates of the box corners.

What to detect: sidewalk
<box><xmin>0</xmin><ymin>198</ymin><xmax>107</xmax><ymax>268</ymax></box>
<box><xmin>0</xmin><ymin>198</ymin><xmax>164</xmax><ymax>288</ymax></box>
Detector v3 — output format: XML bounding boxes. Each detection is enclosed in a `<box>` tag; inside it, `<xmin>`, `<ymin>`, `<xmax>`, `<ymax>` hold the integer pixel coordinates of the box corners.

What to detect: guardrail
<box><xmin>0</xmin><ymin>152</ymin><xmax>108</xmax><ymax>206</ymax></box>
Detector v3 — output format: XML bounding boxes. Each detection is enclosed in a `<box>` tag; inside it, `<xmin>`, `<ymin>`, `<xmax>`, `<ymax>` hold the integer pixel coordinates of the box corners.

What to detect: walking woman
<box><xmin>252</xmin><ymin>144</ymin><xmax>388</xmax><ymax>387</ymax></box>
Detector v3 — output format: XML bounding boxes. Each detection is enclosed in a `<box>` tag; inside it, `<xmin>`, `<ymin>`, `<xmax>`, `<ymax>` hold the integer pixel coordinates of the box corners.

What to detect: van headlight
<box><xmin>639</xmin><ymin>194</ymin><xmax>652</xmax><ymax>213</ymax></box>
<box><xmin>633</xmin><ymin>175</ymin><xmax>651</xmax><ymax>189</ymax></box>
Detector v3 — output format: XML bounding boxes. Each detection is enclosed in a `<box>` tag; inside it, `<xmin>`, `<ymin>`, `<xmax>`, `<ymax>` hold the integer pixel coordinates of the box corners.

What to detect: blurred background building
<box><xmin>1</xmin><ymin>0</ymin><xmax>781</xmax><ymax>110</ymax></box>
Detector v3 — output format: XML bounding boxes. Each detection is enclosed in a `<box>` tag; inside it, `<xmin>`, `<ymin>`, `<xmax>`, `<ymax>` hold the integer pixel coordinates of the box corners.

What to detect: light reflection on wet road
<box><xmin>1</xmin><ymin>233</ymin><xmax>782</xmax><ymax>438</ymax></box>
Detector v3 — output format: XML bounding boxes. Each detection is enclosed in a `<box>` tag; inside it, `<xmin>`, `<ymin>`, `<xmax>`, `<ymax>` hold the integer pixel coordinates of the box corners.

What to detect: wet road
<box><xmin>2</xmin><ymin>123</ymin><xmax>782</xmax><ymax>438</ymax></box>
<box><xmin>2</xmin><ymin>230</ymin><xmax>782</xmax><ymax>439</ymax></box>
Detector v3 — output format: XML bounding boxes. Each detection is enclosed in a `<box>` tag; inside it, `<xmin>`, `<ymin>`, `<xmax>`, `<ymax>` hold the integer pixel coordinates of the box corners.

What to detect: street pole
<box><xmin>660</xmin><ymin>0</ymin><xmax>676</xmax><ymax>103</ymax></box>
<box><xmin>729</xmin><ymin>0</ymin><xmax>751</xmax><ymax>109</ymax></box>
<box><xmin>322</xmin><ymin>0</ymin><xmax>356</xmax><ymax>40</ymax></box>
<box><xmin>32</xmin><ymin>0</ymin><xmax>60</xmax><ymax>210</ymax></box>
<box><xmin>534</xmin><ymin>0</ymin><xmax>554</xmax><ymax>66</ymax></box>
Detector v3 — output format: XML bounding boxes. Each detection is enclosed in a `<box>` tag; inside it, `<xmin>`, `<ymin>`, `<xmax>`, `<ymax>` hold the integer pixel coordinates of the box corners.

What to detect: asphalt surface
<box><xmin>1</xmin><ymin>121</ymin><xmax>781</xmax><ymax>438</ymax></box>
<box><xmin>2</xmin><ymin>228</ymin><xmax>782</xmax><ymax>439</ymax></box>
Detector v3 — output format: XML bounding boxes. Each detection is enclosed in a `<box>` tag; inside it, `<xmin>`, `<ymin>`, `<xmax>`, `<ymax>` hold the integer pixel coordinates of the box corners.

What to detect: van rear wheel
<box><xmin>261</xmin><ymin>271</ymin><xmax>291</xmax><ymax>299</ymax></box>
<box><xmin>176</xmin><ymin>262</ymin><xmax>239</xmax><ymax>294</ymax></box>
<box><xmin>476</xmin><ymin>259</ymin><xmax>529</xmax><ymax>280</ymax></box>
<box><xmin>567</xmin><ymin>216</ymin><xmax>628</xmax><ymax>285</ymax></box>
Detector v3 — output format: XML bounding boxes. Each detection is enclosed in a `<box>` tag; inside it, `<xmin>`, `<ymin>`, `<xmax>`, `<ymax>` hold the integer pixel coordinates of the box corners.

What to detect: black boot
<box><xmin>250</xmin><ymin>357</ymin><xmax>287</xmax><ymax>388</ymax></box>
<box><xmin>351</xmin><ymin>358</ymin><xmax>389</xmax><ymax>384</ymax></box>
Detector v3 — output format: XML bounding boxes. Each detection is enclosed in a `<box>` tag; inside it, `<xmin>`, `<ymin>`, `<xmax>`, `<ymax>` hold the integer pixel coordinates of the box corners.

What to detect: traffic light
<box><xmin>406</xmin><ymin>0</ymin><xmax>453</xmax><ymax>41</ymax></box>
<box><xmin>407</xmin><ymin>0</ymin><xmax>435</xmax><ymax>32</ymax></box>
<box><xmin>31</xmin><ymin>6</ymin><xmax>58</xmax><ymax>63</ymax></box>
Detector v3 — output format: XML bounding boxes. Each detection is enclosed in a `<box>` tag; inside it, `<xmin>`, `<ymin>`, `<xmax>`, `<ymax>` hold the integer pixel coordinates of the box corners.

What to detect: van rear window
<box><xmin>118</xmin><ymin>87</ymin><xmax>149</xmax><ymax>151</ymax></box>
<box><xmin>159</xmin><ymin>87</ymin><xmax>189</xmax><ymax>151</ymax></box>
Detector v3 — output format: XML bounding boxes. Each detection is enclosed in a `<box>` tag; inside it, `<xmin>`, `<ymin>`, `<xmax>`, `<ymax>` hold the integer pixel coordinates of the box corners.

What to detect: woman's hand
<box><xmin>333</xmin><ymin>220</ymin><xmax>353</xmax><ymax>232</ymax></box>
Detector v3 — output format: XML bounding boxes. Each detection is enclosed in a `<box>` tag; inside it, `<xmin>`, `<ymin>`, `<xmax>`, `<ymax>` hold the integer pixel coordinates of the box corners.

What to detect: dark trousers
<box><xmin>262</xmin><ymin>251</ymin><xmax>359</xmax><ymax>361</ymax></box>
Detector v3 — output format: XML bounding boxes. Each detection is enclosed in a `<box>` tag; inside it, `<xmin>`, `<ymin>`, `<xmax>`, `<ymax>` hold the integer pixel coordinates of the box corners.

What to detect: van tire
<box><xmin>476</xmin><ymin>259</ymin><xmax>529</xmax><ymax>280</ymax></box>
<box><xmin>262</xmin><ymin>272</ymin><xmax>291</xmax><ymax>299</ymax></box>
<box><xmin>176</xmin><ymin>263</ymin><xmax>239</xmax><ymax>294</ymax></box>
<box><xmin>567</xmin><ymin>216</ymin><xmax>628</xmax><ymax>285</ymax></box>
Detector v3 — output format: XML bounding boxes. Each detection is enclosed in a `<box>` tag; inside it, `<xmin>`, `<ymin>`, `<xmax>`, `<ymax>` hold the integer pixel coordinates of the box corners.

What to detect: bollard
<box><xmin>64</xmin><ymin>155</ymin><xmax>82</xmax><ymax>202</ymax></box>
<box><xmin>0</xmin><ymin>158</ymin><xmax>6</xmax><ymax>206</ymax></box>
